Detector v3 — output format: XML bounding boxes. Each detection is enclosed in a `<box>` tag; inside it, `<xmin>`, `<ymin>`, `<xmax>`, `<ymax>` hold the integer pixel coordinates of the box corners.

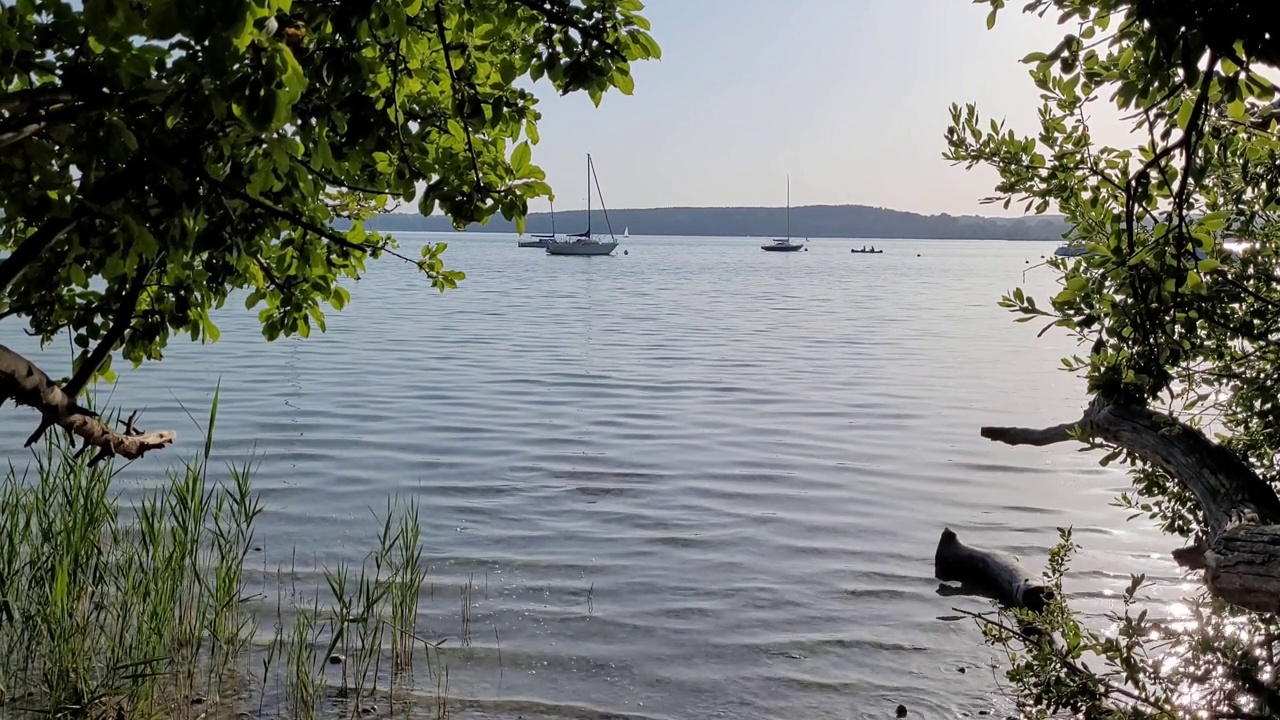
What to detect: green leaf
<box><xmin>511</xmin><ymin>141</ymin><xmax>532</xmax><ymax>173</ymax></box>
<box><xmin>1176</xmin><ymin>99</ymin><xmax>1193</xmax><ymax>129</ymax></box>
<box><xmin>499</xmin><ymin>58</ymin><xmax>517</xmax><ymax>85</ymax></box>
<box><xmin>614</xmin><ymin>70</ymin><xmax>635</xmax><ymax>95</ymax></box>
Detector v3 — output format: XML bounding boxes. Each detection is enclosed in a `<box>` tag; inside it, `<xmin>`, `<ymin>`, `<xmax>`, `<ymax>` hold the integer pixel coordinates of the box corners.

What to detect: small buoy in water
<box><xmin>917</xmin><ymin>254</ymin><xmax>921</xmax><ymax>257</ymax></box>
<box><xmin>623</xmin><ymin>250</ymin><xmax>628</xmax><ymax>255</ymax></box>
<box><xmin>804</xmin><ymin>247</ymin><xmax>809</xmax><ymax>251</ymax></box>
<box><xmin>328</xmin><ymin>654</ymin><xmax>345</xmax><ymax>665</ymax></box>
<box><xmin>896</xmin><ymin>704</ymin><xmax>908</xmax><ymax>718</ymax></box>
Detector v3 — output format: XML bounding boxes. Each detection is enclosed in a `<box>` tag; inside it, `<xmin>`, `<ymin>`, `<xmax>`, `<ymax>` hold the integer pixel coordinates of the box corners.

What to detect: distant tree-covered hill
<box><xmin>359</xmin><ymin>204</ymin><xmax>1069</xmax><ymax>240</ymax></box>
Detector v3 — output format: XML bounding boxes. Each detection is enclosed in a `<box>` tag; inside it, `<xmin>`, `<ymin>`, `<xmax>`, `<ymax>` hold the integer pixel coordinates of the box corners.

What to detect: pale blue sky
<box><xmin>523</xmin><ymin>0</ymin><xmax>1130</xmax><ymax>216</ymax></box>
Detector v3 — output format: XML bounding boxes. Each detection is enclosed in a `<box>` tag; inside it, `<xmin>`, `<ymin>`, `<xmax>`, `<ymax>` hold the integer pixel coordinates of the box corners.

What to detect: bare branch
<box><xmin>0</xmin><ymin>344</ymin><xmax>173</xmax><ymax>461</ymax></box>
<box><xmin>980</xmin><ymin>416</ymin><xmax>1084</xmax><ymax>446</ymax></box>
<box><xmin>0</xmin><ymin>122</ymin><xmax>46</xmax><ymax>151</ymax></box>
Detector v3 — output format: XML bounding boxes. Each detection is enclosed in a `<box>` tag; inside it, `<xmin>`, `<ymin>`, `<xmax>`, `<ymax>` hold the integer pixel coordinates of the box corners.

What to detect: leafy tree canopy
<box><xmin>0</xmin><ymin>0</ymin><xmax>658</xmax><ymax>397</ymax></box>
<box><xmin>947</xmin><ymin>0</ymin><xmax>1280</xmax><ymax>716</ymax></box>
<box><xmin>948</xmin><ymin>0</ymin><xmax>1280</xmax><ymax>526</ymax></box>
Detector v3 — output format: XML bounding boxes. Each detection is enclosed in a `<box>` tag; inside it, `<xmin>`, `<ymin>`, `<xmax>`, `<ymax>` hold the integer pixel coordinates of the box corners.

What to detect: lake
<box><xmin>0</xmin><ymin>234</ymin><xmax>1189</xmax><ymax>719</ymax></box>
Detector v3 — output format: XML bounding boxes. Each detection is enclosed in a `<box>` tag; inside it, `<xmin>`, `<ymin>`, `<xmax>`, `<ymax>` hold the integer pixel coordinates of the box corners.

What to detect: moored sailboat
<box><xmin>546</xmin><ymin>154</ymin><xmax>619</xmax><ymax>256</ymax></box>
<box><xmin>762</xmin><ymin>176</ymin><xmax>802</xmax><ymax>252</ymax></box>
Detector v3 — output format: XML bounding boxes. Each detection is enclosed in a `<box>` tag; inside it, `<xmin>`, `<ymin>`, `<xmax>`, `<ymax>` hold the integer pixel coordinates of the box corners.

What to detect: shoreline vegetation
<box><xmin>0</xmin><ymin>391</ymin><xmax>470</xmax><ymax>720</ymax></box>
<box><xmin>354</xmin><ymin>205</ymin><xmax>1070</xmax><ymax>241</ymax></box>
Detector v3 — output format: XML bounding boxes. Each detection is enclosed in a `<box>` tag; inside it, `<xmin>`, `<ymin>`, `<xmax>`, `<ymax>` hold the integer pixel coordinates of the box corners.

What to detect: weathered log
<box><xmin>982</xmin><ymin>399</ymin><xmax>1280</xmax><ymax>612</ymax></box>
<box><xmin>0</xmin><ymin>344</ymin><xmax>173</xmax><ymax>462</ymax></box>
<box><xmin>935</xmin><ymin>528</ymin><xmax>1052</xmax><ymax>612</ymax></box>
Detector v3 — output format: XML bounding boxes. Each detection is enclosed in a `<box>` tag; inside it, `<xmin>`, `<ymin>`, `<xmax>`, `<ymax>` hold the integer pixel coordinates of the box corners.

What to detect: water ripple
<box><xmin>0</xmin><ymin>235</ymin><xmax>1180</xmax><ymax>719</ymax></box>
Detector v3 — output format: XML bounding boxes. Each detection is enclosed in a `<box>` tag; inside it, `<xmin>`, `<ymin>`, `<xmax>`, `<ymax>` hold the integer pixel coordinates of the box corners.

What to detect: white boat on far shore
<box><xmin>1054</xmin><ymin>241</ymin><xmax>1208</xmax><ymax>260</ymax></box>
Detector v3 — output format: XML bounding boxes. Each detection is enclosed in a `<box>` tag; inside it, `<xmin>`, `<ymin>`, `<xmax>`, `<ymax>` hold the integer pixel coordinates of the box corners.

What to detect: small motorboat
<box><xmin>851</xmin><ymin>247</ymin><xmax>883</xmax><ymax>254</ymax></box>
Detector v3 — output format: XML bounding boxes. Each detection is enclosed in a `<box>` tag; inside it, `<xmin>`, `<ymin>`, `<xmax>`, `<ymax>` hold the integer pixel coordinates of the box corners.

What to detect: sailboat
<box><xmin>762</xmin><ymin>175</ymin><xmax>803</xmax><ymax>252</ymax></box>
<box><xmin>545</xmin><ymin>154</ymin><xmax>619</xmax><ymax>256</ymax></box>
<box><xmin>519</xmin><ymin>200</ymin><xmax>557</xmax><ymax>248</ymax></box>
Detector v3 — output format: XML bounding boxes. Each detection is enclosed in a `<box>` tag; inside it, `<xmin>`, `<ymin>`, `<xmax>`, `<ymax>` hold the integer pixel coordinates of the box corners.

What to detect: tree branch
<box><xmin>295</xmin><ymin>157</ymin><xmax>395</xmax><ymax>196</ymax></box>
<box><xmin>0</xmin><ymin>344</ymin><xmax>173</xmax><ymax>462</ymax></box>
<box><xmin>0</xmin><ymin>122</ymin><xmax>46</xmax><ymax>151</ymax></box>
<box><xmin>983</xmin><ymin>400</ymin><xmax>1280</xmax><ymax>611</ymax></box>
<box><xmin>981</xmin><ymin>417</ymin><xmax>1083</xmax><ymax>446</ymax></box>
<box><xmin>206</xmin><ymin>173</ymin><xmax>431</xmax><ymax>268</ymax></box>
<box><xmin>432</xmin><ymin>1</ymin><xmax>485</xmax><ymax>193</ymax></box>
<box><xmin>0</xmin><ymin>218</ymin><xmax>77</xmax><ymax>296</ymax></box>
<box><xmin>62</xmin><ymin>262</ymin><xmax>154</xmax><ymax>400</ymax></box>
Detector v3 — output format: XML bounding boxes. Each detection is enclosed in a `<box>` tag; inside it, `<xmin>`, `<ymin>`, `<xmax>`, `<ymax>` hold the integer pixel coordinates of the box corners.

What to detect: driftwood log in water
<box><xmin>935</xmin><ymin>528</ymin><xmax>1052</xmax><ymax>612</ymax></box>
<box><xmin>982</xmin><ymin>399</ymin><xmax>1280</xmax><ymax>613</ymax></box>
<box><xmin>0</xmin><ymin>344</ymin><xmax>173</xmax><ymax>463</ymax></box>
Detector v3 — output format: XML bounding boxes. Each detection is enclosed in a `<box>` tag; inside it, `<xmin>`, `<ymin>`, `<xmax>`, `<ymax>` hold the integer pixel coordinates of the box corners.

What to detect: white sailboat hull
<box><xmin>545</xmin><ymin>239</ymin><xmax>619</xmax><ymax>256</ymax></box>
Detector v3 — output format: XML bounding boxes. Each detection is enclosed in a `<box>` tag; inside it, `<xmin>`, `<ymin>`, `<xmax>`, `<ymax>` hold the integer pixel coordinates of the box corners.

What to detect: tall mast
<box><xmin>550</xmin><ymin>199</ymin><xmax>556</xmax><ymax>235</ymax></box>
<box><xmin>586</xmin><ymin>153</ymin><xmax>592</xmax><ymax>235</ymax></box>
<box><xmin>786</xmin><ymin>174</ymin><xmax>791</xmax><ymax>241</ymax></box>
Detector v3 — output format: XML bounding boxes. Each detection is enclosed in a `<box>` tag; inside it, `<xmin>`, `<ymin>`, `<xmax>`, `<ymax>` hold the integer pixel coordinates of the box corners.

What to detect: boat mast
<box><xmin>590</xmin><ymin>154</ymin><xmax>617</xmax><ymax>240</ymax></box>
<box><xmin>550</xmin><ymin>199</ymin><xmax>556</xmax><ymax>235</ymax></box>
<box><xmin>786</xmin><ymin>174</ymin><xmax>791</xmax><ymax>241</ymax></box>
<box><xmin>586</xmin><ymin>153</ymin><xmax>592</xmax><ymax>236</ymax></box>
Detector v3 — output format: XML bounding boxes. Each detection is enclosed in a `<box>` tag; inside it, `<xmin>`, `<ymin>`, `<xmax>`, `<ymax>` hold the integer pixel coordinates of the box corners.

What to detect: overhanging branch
<box><xmin>205</xmin><ymin>173</ymin><xmax>433</xmax><ymax>269</ymax></box>
<box><xmin>62</xmin><ymin>262</ymin><xmax>155</xmax><ymax>400</ymax></box>
<box><xmin>983</xmin><ymin>400</ymin><xmax>1280</xmax><ymax>611</ymax></box>
<box><xmin>0</xmin><ymin>345</ymin><xmax>173</xmax><ymax>463</ymax></box>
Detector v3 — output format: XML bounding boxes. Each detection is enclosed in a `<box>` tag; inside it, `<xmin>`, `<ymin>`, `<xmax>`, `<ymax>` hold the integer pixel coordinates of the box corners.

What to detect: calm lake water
<box><xmin>0</xmin><ymin>234</ymin><xmax>1189</xmax><ymax>719</ymax></box>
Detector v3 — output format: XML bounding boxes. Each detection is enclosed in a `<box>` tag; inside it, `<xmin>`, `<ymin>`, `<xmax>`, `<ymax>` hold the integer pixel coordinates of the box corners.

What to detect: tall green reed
<box><xmin>0</xmin><ymin>392</ymin><xmax>449</xmax><ymax>720</ymax></box>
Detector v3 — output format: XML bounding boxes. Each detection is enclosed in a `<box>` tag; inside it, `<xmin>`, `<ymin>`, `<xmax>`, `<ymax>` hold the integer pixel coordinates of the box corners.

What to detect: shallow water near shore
<box><xmin>0</xmin><ymin>234</ymin><xmax>1190</xmax><ymax>719</ymax></box>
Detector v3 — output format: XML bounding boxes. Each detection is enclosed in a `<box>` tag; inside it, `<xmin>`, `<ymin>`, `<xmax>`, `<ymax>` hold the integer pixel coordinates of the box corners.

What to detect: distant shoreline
<box><xmin>379</xmin><ymin>230</ymin><xmax>1066</xmax><ymax>243</ymax></box>
<box><xmin>349</xmin><ymin>204</ymin><xmax>1070</xmax><ymax>242</ymax></box>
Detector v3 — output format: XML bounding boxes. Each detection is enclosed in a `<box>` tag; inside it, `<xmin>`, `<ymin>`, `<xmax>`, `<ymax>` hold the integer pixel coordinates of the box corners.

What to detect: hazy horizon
<box><xmin>390</xmin><ymin>200</ymin><xmax>1066</xmax><ymax>218</ymax></box>
<box><xmin>448</xmin><ymin>1</ymin><xmax>1133</xmax><ymax>219</ymax></box>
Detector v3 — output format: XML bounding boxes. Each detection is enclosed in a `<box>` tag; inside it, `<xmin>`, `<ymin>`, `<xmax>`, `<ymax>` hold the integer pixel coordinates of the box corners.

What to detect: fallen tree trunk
<box><xmin>0</xmin><ymin>344</ymin><xmax>173</xmax><ymax>463</ymax></box>
<box><xmin>935</xmin><ymin>527</ymin><xmax>1053</xmax><ymax>611</ymax></box>
<box><xmin>982</xmin><ymin>399</ymin><xmax>1280</xmax><ymax>613</ymax></box>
